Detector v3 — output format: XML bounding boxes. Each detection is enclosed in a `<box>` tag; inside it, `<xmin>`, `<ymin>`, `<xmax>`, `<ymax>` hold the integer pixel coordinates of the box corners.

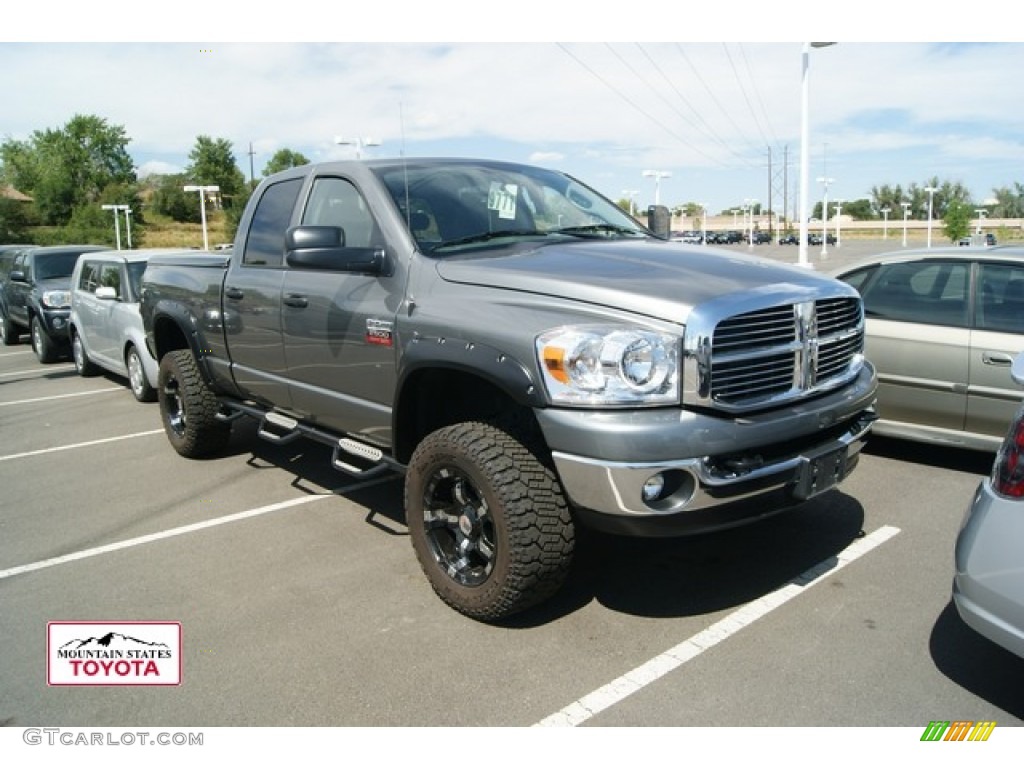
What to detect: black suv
<box><xmin>1</xmin><ymin>245</ymin><xmax>106</xmax><ymax>361</ymax></box>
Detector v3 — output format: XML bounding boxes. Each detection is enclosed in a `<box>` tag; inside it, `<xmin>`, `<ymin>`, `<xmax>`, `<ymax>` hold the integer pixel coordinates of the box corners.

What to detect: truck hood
<box><xmin>435</xmin><ymin>239</ymin><xmax>851</xmax><ymax>324</ymax></box>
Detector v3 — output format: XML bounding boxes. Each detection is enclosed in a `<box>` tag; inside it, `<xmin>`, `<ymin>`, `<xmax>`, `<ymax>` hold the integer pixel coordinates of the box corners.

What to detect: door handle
<box><xmin>283</xmin><ymin>294</ymin><xmax>309</xmax><ymax>309</ymax></box>
<box><xmin>982</xmin><ymin>351</ymin><xmax>1014</xmax><ymax>366</ymax></box>
<box><xmin>224</xmin><ymin>287</ymin><xmax>244</xmax><ymax>300</ymax></box>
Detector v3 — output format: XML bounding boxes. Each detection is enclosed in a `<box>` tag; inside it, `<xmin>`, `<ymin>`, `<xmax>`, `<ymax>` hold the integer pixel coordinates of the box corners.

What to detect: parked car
<box><xmin>953</xmin><ymin>352</ymin><xmax>1024</xmax><ymax>659</ymax></box>
<box><xmin>670</xmin><ymin>230</ymin><xmax>703</xmax><ymax>244</ymax></box>
<box><xmin>778</xmin><ymin>233</ymin><xmax>799</xmax><ymax>245</ymax></box>
<box><xmin>0</xmin><ymin>244</ymin><xmax>107</xmax><ymax>360</ymax></box>
<box><xmin>959</xmin><ymin>233</ymin><xmax>998</xmax><ymax>247</ymax></box>
<box><xmin>832</xmin><ymin>248</ymin><xmax>1024</xmax><ymax>451</ymax></box>
<box><xmin>69</xmin><ymin>248</ymin><xmax>173</xmax><ymax>401</ymax></box>
<box><xmin>749</xmin><ymin>231</ymin><xmax>771</xmax><ymax>244</ymax></box>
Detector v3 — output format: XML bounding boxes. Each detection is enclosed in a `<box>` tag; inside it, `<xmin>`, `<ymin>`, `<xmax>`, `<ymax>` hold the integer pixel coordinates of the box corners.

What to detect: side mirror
<box><xmin>9</xmin><ymin>270</ymin><xmax>25</xmax><ymax>282</ymax></box>
<box><xmin>647</xmin><ymin>205</ymin><xmax>671</xmax><ymax>240</ymax></box>
<box><xmin>95</xmin><ymin>286</ymin><xmax>118</xmax><ymax>301</ymax></box>
<box><xmin>284</xmin><ymin>225</ymin><xmax>386</xmax><ymax>274</ymax></box>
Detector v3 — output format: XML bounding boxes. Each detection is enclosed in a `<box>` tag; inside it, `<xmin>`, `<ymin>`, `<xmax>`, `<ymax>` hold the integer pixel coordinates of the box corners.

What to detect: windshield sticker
<box><xmin>488</xmin><ymin>182</ymin><xmax>517</xmax><ymax>220</ymax></box>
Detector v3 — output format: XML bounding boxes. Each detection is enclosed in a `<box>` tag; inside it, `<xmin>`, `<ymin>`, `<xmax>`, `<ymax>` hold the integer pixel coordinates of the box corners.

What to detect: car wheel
<box><xmin>126</xmin><ymin>344</ymin><xmax>156</xmax><ymax>402</ymax></box>
<box><xmin>72</xmin><ymin>331</ymin><xmax>99</xmax><ymax>376</ymax></box>
<box><xmin>30</xmin><ymin>316</ymin><xmax>58</xmax><ymax>363</ymax></box>
<box><xmin>157</xmin><ymin>349</ymin><xmax>231</xmax><ymax>457</ymax></box>
<box><xmin>0</xmin><ymin>312</ymin><xmax>20</xmax><ymax>346</ymax></box>
<box><xmin>405</xmin><ymin>420</ymin><xmax>575</xmax><ymax>621</ymax></box>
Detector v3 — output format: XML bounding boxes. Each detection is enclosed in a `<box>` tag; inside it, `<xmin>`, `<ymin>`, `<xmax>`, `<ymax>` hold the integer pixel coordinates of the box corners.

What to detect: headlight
<box><xmin>41</xmin><ymin>290</ymin><xmax>71</xmax><ymax>309</ymax></box>
<box><xmin>536</xmin><ymin>325</ymin><xmax>679</xmax><ymax>406</ymax></box>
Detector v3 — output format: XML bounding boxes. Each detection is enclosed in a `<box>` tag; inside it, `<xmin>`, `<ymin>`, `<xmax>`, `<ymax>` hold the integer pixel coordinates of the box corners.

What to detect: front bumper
<box><xmin>536</xmin><ymin>363</ymin><xmax>877</xmax><ymax>536</ymax></box>
<box><xmin>953</xmin><ymin>480</ymin><xmax>1024</xmax><ymax>659</ymax></box>
<box><xmin>36</xmin><ymin>308</ymin><xmax>71</xmax><ymax>341</ymax></box>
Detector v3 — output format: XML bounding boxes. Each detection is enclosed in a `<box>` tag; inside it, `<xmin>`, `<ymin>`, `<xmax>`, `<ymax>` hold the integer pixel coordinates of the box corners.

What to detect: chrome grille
<box><xmin>710</xmin><ymin>297</ymin><xmax>863</xmax><ymax>407</ymax></box>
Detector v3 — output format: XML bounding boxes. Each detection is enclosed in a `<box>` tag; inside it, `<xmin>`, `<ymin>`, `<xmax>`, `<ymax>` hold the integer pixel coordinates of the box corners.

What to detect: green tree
<box><xmin>0</xmin><ymin>197</ymin><xmax>31</xmax><ymax>241</ymax></box>
<box><xmin>151</xmin><ymin>173</ymin><xmax>201</xmax><ymax>223</ymax></box>
<box><xmin>0</xmin><ymin>114</ymin><xmax>136</xmax><ymax>226</ymax></box>
<box><xmin>942</xmin><ymin>199</ymin><xmax>972</xmax><ymax>244</ymax></box>
<box><xmin>991</xmin><ymin>183</ymin><xmax>1024</xmax><ymax>218</ymax></box>
<box><xmin>185</xmin><ymin>136</ymin><xmax>246</xmax><ymax>210</ymax></box>
<box><xmin>263</xmin><ymin>148</ymin><xmax>310</xmax><ymax>177</ymax></box>
<box><xmin>842</xmin><ymin>199</ymin><xmax>873</xmax><ymax>220</ymax></box>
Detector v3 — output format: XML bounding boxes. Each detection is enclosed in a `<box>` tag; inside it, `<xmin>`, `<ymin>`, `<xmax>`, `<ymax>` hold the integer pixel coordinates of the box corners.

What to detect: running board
<box><xmin>217</xmin><ymin>398</ymin><xmax>404</xmax><ymax>479</ymax></box>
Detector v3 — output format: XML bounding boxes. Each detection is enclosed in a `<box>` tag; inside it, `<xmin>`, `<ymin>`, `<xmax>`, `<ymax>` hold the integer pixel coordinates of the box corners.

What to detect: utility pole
<box><xmin>248</xmin><ymin>142</ymin><xmax>256</xmax><ymax>189</ymax></box>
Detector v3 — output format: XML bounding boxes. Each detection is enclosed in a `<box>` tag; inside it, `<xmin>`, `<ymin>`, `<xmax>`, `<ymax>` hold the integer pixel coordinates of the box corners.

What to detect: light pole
<box><xmin>880</xmin><ymin>206</ymin><xmax>891</xmax><ymax>239</ymax></box>
<box><xmin>335</xmin><ymin>136</ymin><xmax>381</xmax><ymax>159</ymax></box>
<box><xmin>642</xmin><ymin>170</ymin><xmax>671</xmax><ymax>206</ymax></box>
<box><xmin>745</xmin><ymin>198</ymin><xmax>758</xmax><ymax>249</ymax></box>
<box><xmin>975</xmin><ymin>208</ymin><xmax>988</xmax><ymax>236</ymax></box>
<box><xmin>622</xmin><ymin>190</ymin><xmax>638</xmax><ymax>217</ymax></box>
<box><xmin>120</xmin><ymin>205</ymin><xmax>132</xmax><ymax>249</ymax></box>
<box><xmin>817</xmin><ymin>175</ymin><xmax>834</xmax><ymax>257</ymax></box>
<box><xmin>798</xmin><ymin>42</ymin><xmax>836</xmax><ymax>268</ymax></box>
<box><xmin>101</xmin><ymin>204</ymin><xmax>123</xmax><ymax>250</ymax></box>
<box><xmin>901</xmin><ymin>202</ymin><xmax>911</xmax><ymax>247</ymax></box>
<box><xmin>924</xmin><ymin>185</ymin><xmax>938</xmax><ymax>248</ymax></box>
<box><xmin>833</xmin><ymin>201</ymin><xmax>843</xmax><ymax>248</ymax></box>
<box><xmin>183</xmin><ymin>184</ymin><xmax>220</xmax><ymax>250</ymax></box>
<box><xmin>700</xmin><ymin>203</ymin><xmax>708</xmax><ymax>245</ymax></box>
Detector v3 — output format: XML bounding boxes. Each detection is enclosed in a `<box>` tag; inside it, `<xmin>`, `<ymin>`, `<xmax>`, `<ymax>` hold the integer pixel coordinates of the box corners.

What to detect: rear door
<box><xmin>967</xmin><ymin>261</ymin><xmax>1024</xmax><ymax>439</ymax></box>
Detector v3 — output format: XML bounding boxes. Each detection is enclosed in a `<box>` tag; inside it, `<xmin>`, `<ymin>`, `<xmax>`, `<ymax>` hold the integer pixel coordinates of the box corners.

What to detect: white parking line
<box><xmin>0</xmin><ymin>475</ymin><xmax>396</xmax><ymax>581</ymax></box>
<box><xmin>534</xmin><ymin>524</ymin><xmax>902</xmax><ymax>727</ymax></box>
<box><xmin>0</xmin><ymin>364</ymin><xmax>75</xmax><ymax>377</ymax></box>
<box><xmin>0</xmin><ymin>350</ymin><xmax>34</xmax><ymax>357</ymax></box>
<box><xmin>0</xmin><ymin>387</ymin><xmax>122</xmax><ymax>406</ymax></box>
<box><xmin>0</xmin><ymin>429</ymin><xmax>164</xmax><ymax>462</ymax></box>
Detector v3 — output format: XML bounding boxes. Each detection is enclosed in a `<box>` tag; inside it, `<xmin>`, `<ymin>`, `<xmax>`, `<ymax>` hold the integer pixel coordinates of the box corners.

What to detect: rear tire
<box><xmin>0</xmin><ymin>312</ymin><xmax>20</xmax><ymax>346</ymax></box>
<box><xmin>157</xmin><ymin>349</ymin><xmax>231</xmax><ymax>457</ymax></box>
<box><xmin>405</xmin><ymin>420</ymin><xmax>575</xmax><ymax>621</ymax></box>
<box><xmin>127</xmin><ymin>344</ymin><xmax>156</xmax><ymax>402</ymax></box>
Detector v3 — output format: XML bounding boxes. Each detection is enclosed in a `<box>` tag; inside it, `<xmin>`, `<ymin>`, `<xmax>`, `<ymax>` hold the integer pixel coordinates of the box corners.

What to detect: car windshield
<box><xmin>34</xmin><ymin>251</ymin><xmax>82</xmax><ymax>280</ymax></box>
<box><xmin>372</xmin><ymin>161</ymin><xmax>649</xmax><ymax>255</ymax></box>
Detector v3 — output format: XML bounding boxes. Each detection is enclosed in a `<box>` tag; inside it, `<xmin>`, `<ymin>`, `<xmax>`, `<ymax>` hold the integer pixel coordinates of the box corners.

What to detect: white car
<box><xmin>69</xmin><ymin>249</ymin><xmax>181</xmax><ymax>401</ymax></box>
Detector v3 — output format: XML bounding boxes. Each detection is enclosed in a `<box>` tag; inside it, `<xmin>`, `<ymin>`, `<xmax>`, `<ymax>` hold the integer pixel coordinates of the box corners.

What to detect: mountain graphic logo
<box><xmin>60</xmin><ymin>632</ymin><xmax>171</xmax><ymax>652</ymax></box>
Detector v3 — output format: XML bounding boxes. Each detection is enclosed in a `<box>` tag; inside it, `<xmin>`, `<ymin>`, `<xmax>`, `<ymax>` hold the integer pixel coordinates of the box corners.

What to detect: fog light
<box><xmin>642</xmin><ymin>473</ymin><xmax>666</xmax><ymax>502</ymax></box>
<box><xmin>52</xmin><ymin>318</ymin><xmax>65</xmax><ymax>329</ymax></box>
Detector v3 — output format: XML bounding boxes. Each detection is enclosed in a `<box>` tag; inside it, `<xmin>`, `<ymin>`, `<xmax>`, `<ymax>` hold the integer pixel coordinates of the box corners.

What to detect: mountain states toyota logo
<box><xmin>47</xmin><ymin>622</ymin><xmax>182</xmax><ymax>686</ymax></box>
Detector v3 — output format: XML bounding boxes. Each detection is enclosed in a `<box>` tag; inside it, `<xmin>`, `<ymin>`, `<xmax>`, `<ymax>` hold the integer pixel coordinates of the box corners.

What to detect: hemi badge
<box><xmin>366</xmin><ymin>318</ymin><xmax>394</xmax><ymax>347</ymax></box>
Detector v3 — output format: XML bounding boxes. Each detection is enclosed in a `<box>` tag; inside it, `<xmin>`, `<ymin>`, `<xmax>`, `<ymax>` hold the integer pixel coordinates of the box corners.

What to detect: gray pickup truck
<box><xmin>140</xmin><ymin>158</ymin><xmax>877</xmax><ymax>621</ymax></box>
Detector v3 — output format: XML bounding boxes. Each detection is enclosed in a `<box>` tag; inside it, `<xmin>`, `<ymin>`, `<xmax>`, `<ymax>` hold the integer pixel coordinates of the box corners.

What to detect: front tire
<box><xmin>72</xmin><ymin>330</ymin><xmax>99</xmax><ymax>376</ymax></box>
<box><xmin>126</xmin><ymin>344</ymin><xmax>156</xmax><ymax>402</ymax></box>
<box><xmin>31</xmin><ymin>316</ymin><xmax>58</xmax><ymax>363</ymax></box>
<box><xmin>157</xmin><ymin>349</ymin><xmax>231</xmax><ymax>457</ymax></box>
<box><xmin>405</xmin><ymin>421</ymin><xmax>575</xmax><ymax>621</ymax></box>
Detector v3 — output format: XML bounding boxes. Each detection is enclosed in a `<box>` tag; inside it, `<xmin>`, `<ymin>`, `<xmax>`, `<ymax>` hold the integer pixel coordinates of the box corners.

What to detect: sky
<box><xmin>2</xmin><ymin>4</ymin><xmax>1022</xmax><ymax>218</ymax></box>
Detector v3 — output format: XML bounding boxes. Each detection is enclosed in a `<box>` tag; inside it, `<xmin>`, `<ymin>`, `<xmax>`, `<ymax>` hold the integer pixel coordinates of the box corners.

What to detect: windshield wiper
<box><xmin>553</xmin><ymin>224</ymin><xmax>645</xmax><ymax>238</ymax></box>
<box><xmin>434</xmin><ymin>229</ymin><xmax>550</xmax><ymax>249</ymax></box>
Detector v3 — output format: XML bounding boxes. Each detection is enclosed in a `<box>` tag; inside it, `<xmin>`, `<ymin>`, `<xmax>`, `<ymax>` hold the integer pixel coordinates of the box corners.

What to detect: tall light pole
<box><xmin>833</xmin><ymin>200</ymin><xmax>843</xmax><ymax>248</ymax></box>
<box><xmin>901</xmin><ymin>201</ymin><xmax>911</xmax><ymax>247</ymax></box>
<box><xmin>817</xmin><ymin>175</ymin><xmax>834</xmax><ymax>257</ymax></box>
<box><xmin>622</xmin><ymin>190</ymin><xmax>638</xmax><ymax>217</ymax></box>
<box><xmin>700</xmin><ymin>203</ymin><xmax>708</xmax><ymax>245</ymax></box>
<box><xmin>880</xmin><ymin>206</ymin><xmax>891</xmax><ymax>239</ymax></box>
<box><xmin>183</xmin><ymin>184</ymin><xmax>220</xmax><ymax>250</ymax></box>
<box><xmin>642</xmin><ymin>170</ymin><xmax>671</xmax><ymax>206</ymax></box>
<box><xmin>924</xmin><ymin>185</ymin><xmax>938</xmax><ymax>248</ymax></box>
<box><xmin>120</xmin><ymin>205</ymin><xmax>132</xmax><ymax>249</ymax></box>
<box><xmin>975</xmin><ymin>208</ymin><xmax>988</xmax><ymax>236</ymax></box>
<box><xmin>798</xmin><ymin>42</ymin><xmax>836</xmax><ymax>268</ymax></box>
<box><xmin>745</xmin><ymin>198</ymin><xmax>758</xmax><ymax>249</ymax></box>
<box><xmin>101</xmin><ymin>204</ymin><xmax>123</xmax><ymax>250</ymax></box>
<box><xmin>335</xmin><ymin>136</ymin><xmax>381</xmax><ymax>159</ymax></box>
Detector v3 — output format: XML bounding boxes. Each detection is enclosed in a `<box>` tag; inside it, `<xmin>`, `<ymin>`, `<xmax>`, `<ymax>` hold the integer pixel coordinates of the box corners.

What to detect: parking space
<box><xmin>2</xmin><ymin>303</ymin><xmax>1023</xmax><ymax>730</ymax></box>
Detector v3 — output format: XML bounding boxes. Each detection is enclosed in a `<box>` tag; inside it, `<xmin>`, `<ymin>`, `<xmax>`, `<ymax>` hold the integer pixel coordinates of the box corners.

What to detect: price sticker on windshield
<box><xmin>488</xmin><ymin>182</ymin><xmax>518</xmax><ymax>220</ymax></box>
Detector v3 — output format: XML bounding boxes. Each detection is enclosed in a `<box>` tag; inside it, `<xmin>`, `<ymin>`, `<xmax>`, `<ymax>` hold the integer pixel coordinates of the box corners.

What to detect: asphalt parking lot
<box><xmin>2</xmin><ymin>239</ymin><xmax>1024</xmax><ymax>733</ymax></box>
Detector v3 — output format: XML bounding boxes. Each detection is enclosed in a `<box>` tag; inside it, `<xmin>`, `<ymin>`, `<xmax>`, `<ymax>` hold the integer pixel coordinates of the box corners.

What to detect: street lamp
<box><xmin>798</xmin><ymin>42</ymin><xmax>837</xmax><ymax>268</ymax></box>
<box><xmin>121</xmin><ymin>206</ymin><xmax>132</xmax><ymax>249</ymax></box>
<box><xmin>622</xmin><ymin>190</ymin><xmax>638</xmax><ymax>217</ymax></box>
<box><xmin>880</xmin><ymin>206</ymin><xmax>891</xmax><ymax>239</ymax></box>
<box><xmin>700</xmin><ymin>203</ymin><xmax>708</xmax><ymax>245</ymax></box>
<box><xmin>924</xmin><ymin>185</ymin><xmax>938</xmax><ymax>248</ymax></box>
<box><xmin>975</xmin><ymin>208</ymin><xmax>988</xmax><ymax>236</ymax></box>
<box><xmin>335</xmin><ymin>136</ymin><xmax>381</xmax><ymax>159</ymax></box>
<box><xmin>642</xmin><ymin>170</ymin><xmax>671</xmax><ymax>206</ymax></box>
<box><xmin>833</xmin><ymin>201</ymin><xmax>843</xmax><ymax>248</ymax></box>
<box><xmin>817</xmin><ymin>175</ymin><xmax>834</xmax><ymax>257</ymax></box>
<box><xmin>901</xmin><ymin>201</ymin><xmax>911</xmax><ymax>247</ymax></box>
<box><xmin>183</xmin><ymin>184</ymin><xmax>220</xmax><ymax>250</ymax></box>
<box><xmin>101</xmin><ymin>204</ymin><xmax>123</xmax><ymax>250</ymax></box>
<box><xmin>745</xmin><ymin>198</ymin><xmax>758</xmax><ymax>249</ymax></box>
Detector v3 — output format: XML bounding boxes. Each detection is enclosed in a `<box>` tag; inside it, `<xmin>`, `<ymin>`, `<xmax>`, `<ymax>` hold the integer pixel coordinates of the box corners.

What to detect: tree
<box><xmin>942</xmin><ymin>199</ymin><xmax>972</xmax><ymax>244</ymax></box>
<box><xmin>991</xmin><ymin>183</ymin><xmax>1024</xmax><ymax>218</ymax></box>
<box><xmin>263</xmin><ymin>148</ymin><xmax>310</xmax><ymax>177</ymax></box>
<box><xmin>151</xmin><ymin>173</ymin><xmax>201</xmax><ymax>223</ymax></box>
<box><xmin>185</xmin><ymin>136</ymin><xmax>246</xmax><ymax>210</ymax></box>
<box><xmin>0</xmin><ymin>114</ymin><xmax>136</xmax><ymax>226</ymax></box>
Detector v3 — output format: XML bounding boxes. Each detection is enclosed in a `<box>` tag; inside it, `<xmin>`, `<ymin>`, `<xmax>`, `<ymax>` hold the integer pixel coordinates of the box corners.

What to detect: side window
<box><xmin>78</xmin><ymin>261</ymin><xmax>100</xmax><ymax>292</ymax></box>
<box><xmin>977</xmin><ymin>263</ymin><xmax>1024</xmax><ymax>334</ymax></box>
<box><xmin>242</xmin><ymin>178</ymin><xmax>303</xmax><ymax>267</ymax></box>
<box><xmin>837</xmin><ymin>266</ymin><xmax>877</xmax><ymax>294</ymax></box>
<box><xmin>98</xmin><ymin>263</ymin><xmax>122</xmax><ymax>296</ymax></box>
<box><xmin>860</xmin><ymin>261</ymin><xmax>968</xmax><ymax>328</ymax></box>
<box><xmin>301</xmin><ymin>177</ymin><xmax>378</xmax><ymax>249</ymax></box>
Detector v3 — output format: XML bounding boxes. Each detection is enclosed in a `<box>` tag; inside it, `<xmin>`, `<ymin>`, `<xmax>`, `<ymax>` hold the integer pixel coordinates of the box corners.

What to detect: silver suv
<box><xmin>69</xmin><ymin>249</ymin><xmax>179</xmax><ymax>401</ymax></box>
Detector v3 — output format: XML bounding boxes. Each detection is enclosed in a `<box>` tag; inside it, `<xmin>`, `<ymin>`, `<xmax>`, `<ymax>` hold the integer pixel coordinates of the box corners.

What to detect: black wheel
<box><xmin>157</xmin><ymin>349</ymin><xmax>231</xmax><ymax>457</ymax></box>
<box><xmin>406</xmin><ymin>421</ymin><xmax>575</xmax><ymax>621</ymax></box>
<box><xmin>126</xmin><ymin>344</ymin><xmax>156</xmax><ymax>402</ymax></box>
<box><xmin>0</xmin><ymin>312</ymin><xmax>20</xmax><ymax>346</ymax></box>
<box><xmin>30</xmin><ymin>316</ymin><xmax>58</xmax><ymax>363</ymax></box>
<box><xmin>72</xmin><ymin>330</ymin><xmax>99</xmax><ymax>376</ymax></box>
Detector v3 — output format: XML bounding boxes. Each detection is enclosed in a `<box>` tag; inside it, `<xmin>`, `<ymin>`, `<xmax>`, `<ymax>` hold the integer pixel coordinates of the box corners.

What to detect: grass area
<box><xmin>139</xmin><ymin>210</ymin><xmax>232</xmax><ymax>249</ymax></box>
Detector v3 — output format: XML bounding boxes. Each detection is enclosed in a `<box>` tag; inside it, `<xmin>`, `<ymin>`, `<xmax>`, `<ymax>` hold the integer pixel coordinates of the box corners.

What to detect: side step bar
<box><xmin>217</xmin><ymin>399</ymin><xmax>404</xmax><ymax>479</ymax></box>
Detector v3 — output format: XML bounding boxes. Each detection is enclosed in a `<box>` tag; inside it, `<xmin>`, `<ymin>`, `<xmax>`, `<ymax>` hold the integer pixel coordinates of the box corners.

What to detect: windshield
<box><xmin>34</xmin><ymin>251</ymin><xmax>83</xmax><ymax>280</ymax></box>
<box><xmin>372</xmin><ymin>161</ymin><xmax>649</xmax><ymax>254</ymax></box>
